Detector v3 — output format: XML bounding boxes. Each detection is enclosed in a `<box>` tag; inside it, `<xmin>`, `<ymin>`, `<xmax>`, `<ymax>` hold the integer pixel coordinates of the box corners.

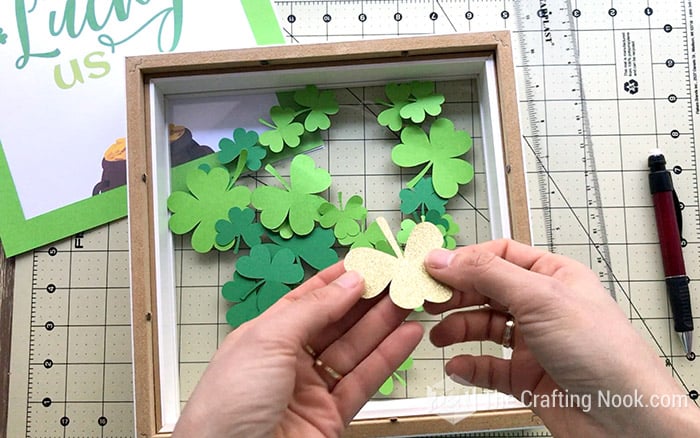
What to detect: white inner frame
<box><xmin>147</xmin><ymin>56</ymin><xmax>522</xmax><ymax>432</ymax></box>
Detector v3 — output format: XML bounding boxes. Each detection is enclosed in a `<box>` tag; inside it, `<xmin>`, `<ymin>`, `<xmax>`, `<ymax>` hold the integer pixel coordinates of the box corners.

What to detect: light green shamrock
<box><xmin>399</xmin><ymin>81</ymin><xmax>445</xmax><ymax>123</ymax></box>
<box><xmin>259</xmin><ymin>106</ymin><xmax>305</xmax><ymax>153</ymax></box>
<box><xmin>167</xmin><ymin>166</ymin><xmax>251</xmax><ymax>253</ymax></box>
<box><xmin>319</xmin><ymin>193</ymin><xmax>367</xmax><ymax>240</ymax></box>
<box><xmin>251</xmin><ymin>154</ymin><xmax>331</xmax><ymax>236</ymax></box>
<box><xmin>392</xmin><ymin>118</ymin><xmax>474</xmax><ymax>198</ymax></box>
<box><xmin>294</xmin><ymin>84</ymin><xmax>339</xmax><ymax>132</ymax></box>
<box><xmin>377</xmin><ymin>82</ymin><xmax>412</xmax><ymax>131</ymax></box>
<box><xmin>378</xmin><ymin>357</ymin><xmax>413</xmax><ymax>395</ymax></box>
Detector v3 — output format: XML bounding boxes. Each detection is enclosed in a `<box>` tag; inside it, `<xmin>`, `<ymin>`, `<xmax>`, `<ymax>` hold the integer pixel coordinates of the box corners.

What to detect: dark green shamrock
<box><xmin>0</xmin><ymin>28</ymin><xmax>7</xmax><ymax>44</ymax></box>
<box><xmin>399</xmin><ymin>177</ymin><xmax>447</xmax><ymax>216</ymax></box>
<box><xmin>215</xmin><ymin>207</ymin><xmax>264</xmax><ymax>253</ymax></box>
<box><xmin>218</xmin><ymin>128</ymin><xmax>267</xmax><ymax>172</ymax></box>
<box><xmin>259</xmin><ymin>106</ymin><xmax>305</xmax><ymax>153</ymax></box>
<box><xmin>235</xmin><ymin>245</ymin><xmax>304</xmax><ymax>297</ymax></box>
<box><xmin>294</xmin><ymin>85</ymin><xmax>339</xmax><ymax>132</ymax></box>
<box><xmin>319</xmin><ymin>194</ymin><xmax>367</xmax><ymax>240</ymax></box>
<box><xmin>222</xmin><ymin>271</ymin><xmax>259</xmax><ymax>303</ymax></box>
<box><xmin>269</xmin><ymin>227</ymin><xmax>338</xmax><ymax>270</ymax></box>
<box><xmin>224</xmin><ymin>245</ymin><xmax>304</xmax><ymax>327</ymax></box>
<box><xmin>225</xmin><ymin>298</ymin><xmax>259</xmax><ymax>328</ymax></box>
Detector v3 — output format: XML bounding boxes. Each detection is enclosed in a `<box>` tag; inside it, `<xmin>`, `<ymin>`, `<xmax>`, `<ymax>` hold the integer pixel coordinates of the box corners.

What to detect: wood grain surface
<box><xmin>0</xmin><ymin>244</ymin><xmax>15</xmax><ymax>438</ymax></box>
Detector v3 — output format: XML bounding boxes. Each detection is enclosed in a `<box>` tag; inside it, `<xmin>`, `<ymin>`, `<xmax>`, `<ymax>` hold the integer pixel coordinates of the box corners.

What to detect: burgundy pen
<box><xmin>648</xmin><ymin>150</ymin><xmax>694</xmax><ymax>359</ymax></box>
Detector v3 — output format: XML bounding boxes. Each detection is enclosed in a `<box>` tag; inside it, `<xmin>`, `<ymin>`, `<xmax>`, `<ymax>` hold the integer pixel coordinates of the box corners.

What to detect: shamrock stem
<box><xmin>393</xmin><ymin>372</ymin><xmax>406</xmax><ymax>387</ymax></box>
<box><xmin>239</xmin><ymin>280</ymin><xmax>265</xmax><ymax>301</ymax></box>
<box><xmin>375</xmin><ymin>100</ymin><xmax>394</xmax><ymax>108</ymax></box>
<box><xmin>233</xmin><ymin>237</ymin><xmax>241</xmax><ymax>254</ymax></box>
<box><xmin>258</xmin><ymin>118</ymin><xmax>276</xmax><ymax>129</ymax></box>
<box><xmin>294</xmin><ymin>108</ymin><xmax>311</xmax><ymax>118</ymax></box>
<box><xmin>337</xmin><ymin>192</ymin><xmax>343</xmax><ymax>208</ymax></box>
<box><xmin>406</xmin><ymin>163</ymin><xmax>432</xmax><ymax>189</ymax></box>
<box><xmin>230</xmin><ymin>149</ymin><xmax>248</xmax><ymax>185</ymax></box>
<box><xmin>264</xmin><ymin>163</ymin><xmax>291</xmax><ymax>191</ymax></box>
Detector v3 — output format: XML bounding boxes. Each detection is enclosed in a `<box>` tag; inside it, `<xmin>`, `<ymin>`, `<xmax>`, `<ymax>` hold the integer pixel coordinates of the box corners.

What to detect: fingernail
<box><xmin>448</xmin><ymin>373</ymin><xmax>471</xmax><ymax>386</ymax></box>
<box><xmin>425</xmin><ymin>249</ymin><xmax>454</xmax><ymax>269</ymax></box>
<box><xmin>336</xmin><ymin>271</ymin><xmax>362</xmax><ymax>289</ymax></box>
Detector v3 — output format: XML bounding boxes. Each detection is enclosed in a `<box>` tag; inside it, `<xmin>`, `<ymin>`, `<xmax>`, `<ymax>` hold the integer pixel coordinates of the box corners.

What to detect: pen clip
<box><xmin>672</xmin><ymin>189</ymin><xmax>684</xmax><ymax>238</ymax></box>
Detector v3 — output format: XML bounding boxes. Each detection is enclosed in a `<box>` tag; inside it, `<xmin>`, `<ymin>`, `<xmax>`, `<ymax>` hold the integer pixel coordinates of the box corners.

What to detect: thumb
<box><xmin>262</xmin><ymin>270</ymin><xmax>365</xmax><ymax>342</ymax></box>
<box><xmin>424</xmin><ymin>247</ymin><xmax>557</xmax><ymax>315</ymax></box>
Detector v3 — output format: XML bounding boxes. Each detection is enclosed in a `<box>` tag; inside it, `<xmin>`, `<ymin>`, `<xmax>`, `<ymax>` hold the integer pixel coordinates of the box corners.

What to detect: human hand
<box><xmin>173</xmin><ymin>263</ymin><xmax>423</xmax><ymax>438</ymax></box>
<box><xmin>424</xmin><ymin>239</ymin><xmax>700</xmax><ymax>437</ymax></box>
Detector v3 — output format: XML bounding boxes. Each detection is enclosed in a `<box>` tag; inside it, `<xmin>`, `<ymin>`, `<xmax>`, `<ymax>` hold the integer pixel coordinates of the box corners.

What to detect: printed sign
<box><xmin>0</xmin><ymin>0</ymin><xmax>283</xmax><ymax>256</ymax></box>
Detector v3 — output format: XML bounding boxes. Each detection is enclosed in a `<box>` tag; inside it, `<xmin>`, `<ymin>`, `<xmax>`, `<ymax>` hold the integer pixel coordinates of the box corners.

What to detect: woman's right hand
<box><xmin>424</xmin><ymin>239</ymin><xmax>700</xmax><ymax>437</ymax></box>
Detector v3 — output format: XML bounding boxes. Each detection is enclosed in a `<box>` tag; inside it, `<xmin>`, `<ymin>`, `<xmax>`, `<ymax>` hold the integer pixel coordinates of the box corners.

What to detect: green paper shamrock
<box><xmin>236</xmin><ymin>245</ymin><xmax>304</xmax><ymax>298</ymax></box>
<box><xmin>378</xmin><ymin>357</ymin><xmax>413</xmax><ymax>395</ymax></box>
<box><xmin>399</xmin><ymin>177</ymin><xmax>447</xmax><ymax>216</ymax></box>
<box><xmin>222</xmin><ymin>271</ymin><xmax>259</xmax><ymax>303</ymax></box>
<box><xmin>343</xmin><ymin>220</ymin><xmax>394</xmax><ymax>256</ymax></box>
<box><xmin>198</xmin><ymin>163</ymin><xmax>213</xmax><ymax>173</ymax></box>
<box><xmin>436</xmin><ymin>213</ymin><xmax>460</xmax><ymax>249</ymax></box>
<box><xmin>167</xmin><ymin>166</ymin><xmax>251</xmax><ymax>253</ymax></box>
<box><xmin>399</xmin><ymin>81</ymin><xmax>445</xmax><ymax>123</ymax></box>
<box><xmin>218</xmin><ymin>128</ymin><xmax>267</xmax><ymax>171</ymax></box>
<box><xmin>252</xmin><ymin>154</ymin><xmax>332</xmax><ymax>236</ymax></box>
<box><xmin>392</xmin><ymin>118</ymin><xmax>474</xmax><ymax>198</ymax></box>
<box><xmin>273</xmin><ymin>221</ymin><xmax>294</xmax><ymax>239</ymax></box>
<box><xmin>396</xmin><ymin>218</ymin><xmax>417</xmax><ymax>245</ymax></box>
<box><xmin>226</xmin><ymin>298</ymin><xmax>259</xmax><ymax>328</ymax></box>
<box><xmin>319</xmin><ymin>194</ymin><xmax>367</xmax><ymax>240</ymax></box>
<box><xmin>423</xmin><ymin>209</ymin><xmax>449</xmax><ymax>229</ymax></box>
<box><xmin>223</xmin><ymin>245</ymin><xmax>305</xmax><ymax>327</ymax></box>
<box><xmin>259</xmin><ymin>106</ymin><xmax>305</xmax><ymax>153</ymax></box>
<box><xmin>377</xmin><ymin>81</ymin><xmax>445</xmax><ymax>131</ymax></box>
<box><xmin>377</xmin><ymin>82</ymin><xmax>412</xmax><ymax>132</ymax></box>
<box><xmin>294</xmin><ymin>85</ymin><xmax>339</xmax><ymax>132</ymax></box>
<box><xmin>0</xmin><ymin>28</ymin><xmax>7</xmax><ymax>44</ymax></box>
<box><xmin>215</xmin><ymin>207</ymin><xmax>264</xmax><ymax>253</ymax></box>
<box><xmin>269</xmin><ymin>227</ymin><xmax>338</xmax><ymax>270</ymax></box>
<box><xmin>398</xmin><ymin>212</ymin><xmax>459</xmax><ymax>249</ymax></box>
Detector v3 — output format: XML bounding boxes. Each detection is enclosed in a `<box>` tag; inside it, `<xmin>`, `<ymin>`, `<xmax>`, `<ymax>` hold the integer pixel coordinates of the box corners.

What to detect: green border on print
<box><xmin>0</xmin><ymin>1</ymin><xmax>284</xmax><ymax>257</ymax></box>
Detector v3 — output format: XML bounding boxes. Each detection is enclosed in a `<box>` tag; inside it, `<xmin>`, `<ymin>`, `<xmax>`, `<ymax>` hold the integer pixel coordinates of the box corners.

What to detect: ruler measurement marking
<box><xmin>25</xmin><ymin>251</ymin><xmax>39</xmax><ymax>437</ymax></box>
<box><xmin>515</xmin><ymin>2</ymin><xmax>555</xmax><ymax>253</ymax></box>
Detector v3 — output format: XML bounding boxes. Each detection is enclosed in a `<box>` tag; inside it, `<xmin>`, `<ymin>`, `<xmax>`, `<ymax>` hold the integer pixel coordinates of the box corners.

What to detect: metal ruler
<box><xmin>8</xmin><ymin>1</ymin><xmax>700</xmax><ymax>436</ymax></box>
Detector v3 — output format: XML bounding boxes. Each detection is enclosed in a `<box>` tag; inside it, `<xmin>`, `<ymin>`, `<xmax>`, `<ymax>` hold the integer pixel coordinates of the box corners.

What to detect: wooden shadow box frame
<box><xmin>126</xmin><ymin>32</ymin><xmax>539</xmax><ymax>437</ymax></box>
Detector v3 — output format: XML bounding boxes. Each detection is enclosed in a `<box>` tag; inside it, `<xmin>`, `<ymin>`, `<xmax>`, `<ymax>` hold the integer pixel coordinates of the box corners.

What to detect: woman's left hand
<box><xmin>174</xmin><ymin>263</ymin><xmax>424</xmax><ymax>438</ymax></box>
